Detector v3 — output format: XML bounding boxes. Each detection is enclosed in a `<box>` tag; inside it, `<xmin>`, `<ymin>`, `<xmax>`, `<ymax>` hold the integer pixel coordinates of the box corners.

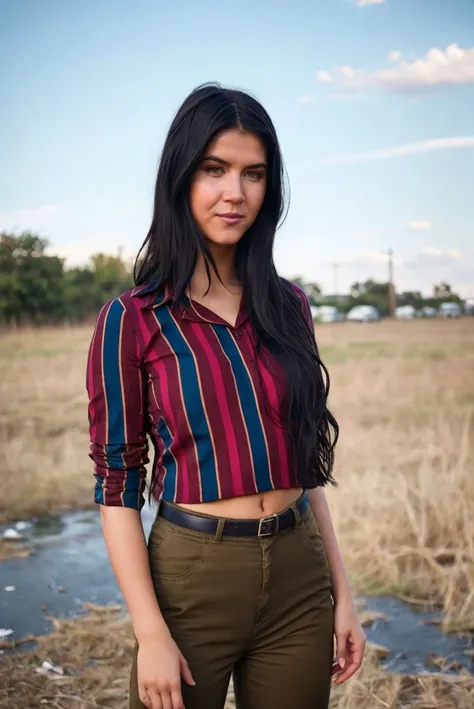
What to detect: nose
<box><xmin>222</xmin><ymin>173</ymin><xmax>245</xmax><ymax>204</ymax></box>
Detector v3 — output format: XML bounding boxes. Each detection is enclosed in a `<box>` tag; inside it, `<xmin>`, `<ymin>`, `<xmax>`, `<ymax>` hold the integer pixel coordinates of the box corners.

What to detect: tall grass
<box><xmin>1</xmin><ymin>320</ymin><xmax>473</xmax><ymax>624</ymax></box>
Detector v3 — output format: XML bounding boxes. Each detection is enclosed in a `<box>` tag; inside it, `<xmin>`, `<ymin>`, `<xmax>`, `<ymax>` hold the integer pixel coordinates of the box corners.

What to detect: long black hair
<box><xmin>135</xmin><ymin>82</ymin><xmax>338</xmax><ymax>489</ymax></box>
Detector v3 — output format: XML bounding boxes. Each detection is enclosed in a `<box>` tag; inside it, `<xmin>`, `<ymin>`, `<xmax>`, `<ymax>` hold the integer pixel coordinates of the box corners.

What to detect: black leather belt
<box><xmin>159</xmin><ymin>492</ymin><xmax>309</xmax><ymax>538</ymax></box>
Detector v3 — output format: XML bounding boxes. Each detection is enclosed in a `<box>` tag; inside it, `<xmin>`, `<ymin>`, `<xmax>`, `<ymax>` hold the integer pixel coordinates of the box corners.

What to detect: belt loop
<box><xmin>213</xmin><ymin>517</ymin><xmax>225</xmax><ymax>543</ymax></box>
<box><xmin>293</xmin><ymin>500</ymin><xmax>301</xmax><ymax>526</ymax></box>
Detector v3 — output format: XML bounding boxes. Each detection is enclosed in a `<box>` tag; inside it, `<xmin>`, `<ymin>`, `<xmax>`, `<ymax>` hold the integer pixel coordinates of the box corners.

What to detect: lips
<box><xmin>217</xmin><ymin>213</ymin><xmax>245</xmax><ymax>225</ymax></box>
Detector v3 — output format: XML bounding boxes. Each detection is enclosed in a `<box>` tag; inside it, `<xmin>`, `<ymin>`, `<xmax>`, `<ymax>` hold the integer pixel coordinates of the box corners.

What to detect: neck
<box><xmin>190</xmin><ymin>243</ymin><xmax>241</xmax><ymax>296</ymax></box>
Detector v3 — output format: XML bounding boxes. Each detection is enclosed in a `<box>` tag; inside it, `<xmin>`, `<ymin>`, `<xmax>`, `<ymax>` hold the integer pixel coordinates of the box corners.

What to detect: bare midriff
<box><xmin>176</xmin><ymin>487</ymin><xmax>304</xmax><ymax>519</ymax></box>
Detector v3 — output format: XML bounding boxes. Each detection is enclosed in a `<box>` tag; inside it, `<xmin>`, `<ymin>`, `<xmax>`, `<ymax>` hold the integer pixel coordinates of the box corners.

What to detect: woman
<box><xmin>86</xmin><ymin>83</ymin><xmax>366</xmax><ymax>709</ymax></box>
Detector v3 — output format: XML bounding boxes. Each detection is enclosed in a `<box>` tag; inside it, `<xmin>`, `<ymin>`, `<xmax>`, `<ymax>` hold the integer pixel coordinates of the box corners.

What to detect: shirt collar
<box><xmin>131</xmin><ymin>280</ymin><xmax>173</xmax><ymax>309</ymax></box>
<box><xmin>131</xmin><ymin>279</ymin><xmax>249</xmax><ymax>328</ymax></box>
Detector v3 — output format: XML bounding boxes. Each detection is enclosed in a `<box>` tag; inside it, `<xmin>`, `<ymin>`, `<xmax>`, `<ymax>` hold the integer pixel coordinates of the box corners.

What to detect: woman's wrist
<box><xmin>133</xmin><ymin>613</ymin><xmax>169</xmax><ymax>642</ymax></box>
<box><xmin>331</xmin><ymin>576</ymin><xmax>354</xmax><ymax>605</ymax></box>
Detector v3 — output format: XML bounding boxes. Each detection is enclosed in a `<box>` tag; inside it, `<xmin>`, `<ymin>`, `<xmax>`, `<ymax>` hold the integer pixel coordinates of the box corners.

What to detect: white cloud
<box><xmin>299</xmin><ymin>93</ymin><xmax>315</xmax><ymax>104</ymax></box>
<box><xmin>0</xmin><ymin>205</ymin><xmax>59</xmax><ymax>232</ymax></box>
<box><xmin>406</xmin><ymin>220</ymin><xmax>431</xmax><ymax>232</ymax></box>
<box><xmin>317</xmin><ymin>135</ymin><xmax>474</xmax><ymax>167</ymax></box>
<box><xmin>419</xmin><ymin>247</ymin><xmax>462</xmax><ymax>261</ymax></box>
<box><xmin>341</xmin><ymin>250</ymin><xmax>403</xmax><ymax>267</ymax></box>
<box><xmin>316</xmin><ymin>70</ymin><xmax>333</xmax><ymax>84</ymax></box>
<box><xmin>316</xmin><ymin>44</ymin><xmax>474</xmax><ymax>93</ymax></box>
<box><xmin>403</xmin><ymin>247</ymin><xmax>465</xmax><ymax>272</ymax></box>
<box><xmin>388</xmin><ymin>50</ymin><xmax>402</xmax><ymax>63</ymax></box>
<box><xmin>356</xmin><ymin>0</ymin><xmax>387</xmax><ymax>6</ymax></box>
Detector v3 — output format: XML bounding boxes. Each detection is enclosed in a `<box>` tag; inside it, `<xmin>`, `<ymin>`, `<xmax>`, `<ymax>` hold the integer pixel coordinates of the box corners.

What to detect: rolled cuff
<box><xmin>93</xmin><ymin>471</ymin><xmax>147</xmax><ymax>510</ymax></box>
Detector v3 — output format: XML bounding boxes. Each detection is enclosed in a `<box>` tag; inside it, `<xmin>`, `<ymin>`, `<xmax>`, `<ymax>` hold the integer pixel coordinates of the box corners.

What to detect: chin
<box><xmin>205</xmin><ymin>230</ymin><xmax>246</xmax><ymax>247</ymax></box>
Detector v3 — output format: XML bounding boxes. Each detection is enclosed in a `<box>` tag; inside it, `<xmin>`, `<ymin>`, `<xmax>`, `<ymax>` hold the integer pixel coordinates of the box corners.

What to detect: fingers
<box><xmin>141</xmin><ymin>684</ymin><xmax>185</xmax><ymax>709</ymax></box>
<box><xmin>160</xmin><ymin>692</ymin><xmax>173</xmax><ymax>709</ymax></box>
<box><xmin>335</xmin><ymin>633</ymin><xmax>348</xmax><ymax>669</ymax></box>
<box><xmin>332</xmin><ymin>644</ymin><xmax>365</xmax><ymax>685</ymax></box>
<box><xmin>145</xmin><ymin>688</ymin><xmax>163</xmax><ymax>709</ymax></box>
<box><xmin>138</xmin><ymin>688</ymin><xmax>153</xmax><ymax>709</ymax></box>
<box><xmin>171</xmin><ymin>687</ymin><xmax>186</xmax><ymax>709</ymax></box>
<box><xmin>180</xmin><ymin>654</ymin><xmax>196</xmax><ymax>686</ymax></box>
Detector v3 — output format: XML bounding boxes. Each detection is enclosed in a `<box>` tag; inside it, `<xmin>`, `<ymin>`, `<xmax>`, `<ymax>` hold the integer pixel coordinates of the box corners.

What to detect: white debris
<box><xmin>4</xmin><ymin>586</ymin><xmax>16</xmax><ymax>592</ymax></box>
<box><xmin>3</xmin><ymin>528</ymin><xmax>23</xmax><ymax>540</ymax></box>
<box><xmin>35</xmin><ymin>660</ymin><xmax>64</xmax><ymax>676</ymax></box>
<box><xmin>0</xmin><ymin>628</ymin><xmax>14</xmax><ymax>639</ymax></box>
<box><xmin>15</xmin><ymin>521</ymin><xmax>31</xmax><ymax>531</ymax></box>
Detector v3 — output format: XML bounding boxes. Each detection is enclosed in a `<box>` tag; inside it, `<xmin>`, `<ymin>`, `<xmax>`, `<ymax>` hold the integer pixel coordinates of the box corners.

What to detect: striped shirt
<box><xmin>86</xmin><ymin>280</ymin><xmax>314</xmax><ymax>509</ymax></box>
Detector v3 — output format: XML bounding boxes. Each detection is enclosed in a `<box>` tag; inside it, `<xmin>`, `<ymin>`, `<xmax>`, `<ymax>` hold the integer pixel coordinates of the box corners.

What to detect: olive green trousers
<box><xmin>130</xmin><ymin>499</ymin><xmax>334</xmax><ymax>709</ymax></box>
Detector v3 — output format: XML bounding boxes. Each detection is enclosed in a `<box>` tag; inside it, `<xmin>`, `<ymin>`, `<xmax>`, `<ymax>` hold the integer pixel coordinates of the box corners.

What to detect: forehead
<box><xmin>205</xmin><ymin>129</ymin><xmax>266</xmax><ymax>163</ymax></box>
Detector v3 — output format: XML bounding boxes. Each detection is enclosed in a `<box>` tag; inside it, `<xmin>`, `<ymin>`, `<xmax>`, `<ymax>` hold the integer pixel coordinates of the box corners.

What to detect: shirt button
<box><xmin>235</xmin><ymin>329</ymin><xmax>242</xmax><ymax>339</ymax></box>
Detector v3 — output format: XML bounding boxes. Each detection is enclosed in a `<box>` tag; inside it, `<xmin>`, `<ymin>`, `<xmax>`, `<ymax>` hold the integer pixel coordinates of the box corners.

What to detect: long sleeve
<box><xmin>86</xmin><ymin>297</ymin><xmax>149</xmax><ymax>510</ymax></box>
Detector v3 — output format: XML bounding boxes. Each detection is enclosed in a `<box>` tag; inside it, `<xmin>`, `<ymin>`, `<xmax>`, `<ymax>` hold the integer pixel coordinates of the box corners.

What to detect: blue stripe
<box><xmin>103</xmin><ymin>299</ymin><xmax>126</xmax><ymax>444</ymax></box>
<box><xmin>153</xmin><ymin>308</ymin><xmax>219</xmax><ymax>501</ymax></box>
<box><xmin>157</xmin><ymin>418</ymin><xmax>177</xmax><ymax>501</ymax></box>
<box><xmin>212</xmin><ymin>326</ymin><xmax>272</xmax><ymax>490</ymax></box>
<box><xmin>94</xmin><ymin>476</ymin><xmax>105</xmax><ymax>505</ymax></box>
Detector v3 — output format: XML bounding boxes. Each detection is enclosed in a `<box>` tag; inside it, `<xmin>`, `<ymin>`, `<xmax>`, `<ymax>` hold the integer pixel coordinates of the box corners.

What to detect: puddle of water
<box><xmin>32</xmin><ymin>514</ymin><xmax>66</xmax><ymax>538</ymax></box>
<box><xmin>1</xmin><ymin>506</ymin><xmax>473</xmax><ymax>675</ymax></box>
<box><xmin>362</xmin><ymin>595</ymin><xmax>473</xmax><ymax>674</ymax></box>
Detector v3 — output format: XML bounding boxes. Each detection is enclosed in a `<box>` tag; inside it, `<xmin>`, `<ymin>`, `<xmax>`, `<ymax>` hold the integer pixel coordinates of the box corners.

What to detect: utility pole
<box><xmin>332</xmin><ymin>263</ymin><xmax>339</xmax><ymax>301</ymax></box>
<box><xmin>387</xmin><ymin>248</ymin><xmax>396</xmax><ymax>316</ymax></box>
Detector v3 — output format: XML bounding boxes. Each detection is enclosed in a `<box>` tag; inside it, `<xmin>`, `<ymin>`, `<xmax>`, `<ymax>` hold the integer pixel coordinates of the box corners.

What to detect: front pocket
<box><xmin>300</xmin><ymin>512</ymin><xmax>327</xmax><ymax>560</ymax></box>
<box><xmin>148</xmin><ymin>524</ymin><xmax>207</xmax><ymax>581</ymax></box>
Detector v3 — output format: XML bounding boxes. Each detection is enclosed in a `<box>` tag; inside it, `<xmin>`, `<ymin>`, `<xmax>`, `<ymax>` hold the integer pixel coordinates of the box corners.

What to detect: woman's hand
<box><xmin>331</xmin><ymin>596</ymin><xmax>366</xmax><ymax>685</ymax></box>
<box><xmin>137</xmin><ymin>630</ymin><xmax>195</xmax><ymax>709</ymax></box>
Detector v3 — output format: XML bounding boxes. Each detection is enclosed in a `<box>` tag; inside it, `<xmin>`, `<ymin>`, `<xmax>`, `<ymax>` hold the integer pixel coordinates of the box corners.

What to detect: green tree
<box><xmin>397</xmin><ymin>291</ymin><xmax>424</xmax><ymax>309</ymax></box>
<box><xmin>290</xmin><ymin>276</ymin><xmax>322</xmax><ymax>305</ymax></box>
<box><xmin>0</xmin><ymin>232</ymin><xmax>134</xmax><ymax>325</ymax></box>
<box><xmin>348</xmin><ymin>279</ymin><xmax>390</xmax><ymax>315</ymax></box>
<box><xmin>433</xmin><ymin>282</ymin><xmax>454</xmax><ymax>300</ymax></box>
<box><xmin>0</xmin><ymin>232</ymin><xmax>66</xmax><ymax>324</ymax></box>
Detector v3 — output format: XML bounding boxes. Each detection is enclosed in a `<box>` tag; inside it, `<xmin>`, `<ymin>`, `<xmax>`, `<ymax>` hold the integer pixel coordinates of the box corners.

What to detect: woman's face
<box><xmin>190</xmin><ymin>128</ymin><xmax>267</xmax><ymax>247</ymax></box>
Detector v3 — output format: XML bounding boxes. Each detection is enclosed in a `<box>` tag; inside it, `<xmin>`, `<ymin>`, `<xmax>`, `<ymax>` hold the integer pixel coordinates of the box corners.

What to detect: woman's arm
<box><xmin>100</xmin><ymin>506</ymin><xmax>167</xmax><ymax>638</ymax></box>
<box><xmin>87</xmin><ymin>299</ymin><xmax>194</xmax><ymax>709</ymax></box>
<box><xmin>308</xmin><ymin>487</ymin><xmax>366</xmax><ymax>685</ymax></box>
<box><xmin>307</xmin><ymin>487</ymin><xmax>352</xmax><ymax>603</ymax></box>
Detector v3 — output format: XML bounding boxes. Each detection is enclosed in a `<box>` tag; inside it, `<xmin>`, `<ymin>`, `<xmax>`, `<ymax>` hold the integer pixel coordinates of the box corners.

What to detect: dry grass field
<box><xmin>1</xmin><ymin>318</ymin><xmax>473</xmax><ymax>707</ymax></box>
<box><xmin>1</xmin><ymin>604</ymin><xmax>473</xmax><ymax>709</ymax></box>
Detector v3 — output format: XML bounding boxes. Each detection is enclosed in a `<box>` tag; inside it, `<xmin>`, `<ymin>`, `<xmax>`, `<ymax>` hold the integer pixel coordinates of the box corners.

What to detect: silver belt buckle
<box><xmin>258</xmin><ymin>513</ymin><xmax>279</xmax><ymax>537</ymax></box>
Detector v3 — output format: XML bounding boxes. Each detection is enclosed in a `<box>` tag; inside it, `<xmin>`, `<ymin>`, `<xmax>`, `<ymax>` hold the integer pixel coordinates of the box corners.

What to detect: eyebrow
<box><xmin>202</xmin><ymin>155</ymin><xmax>267</xmax><ymax>170</ymax></box>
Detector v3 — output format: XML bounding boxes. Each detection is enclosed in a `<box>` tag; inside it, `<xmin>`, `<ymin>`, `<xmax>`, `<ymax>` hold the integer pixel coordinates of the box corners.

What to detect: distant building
<box><xmin>439</xmin><ymin>302</ymin><xmax>462</xmax><ymax>318</ymax></box>
<box><xmin>422</xmin><ymin>306</ymin><xmax>437</xmax><ymax>318</ymax></box>
<box><xmin>395</xmin><ymin>305</ymin><xmax>416</xmax><ymax>320</ymax></box>
<box><xmin>312</xmin><ymin>305</ymin><xmax>344</xmax><ymax>323</ymax></box>
<box><xmin>346</xmin><ymin>305</ymin><xmax>380</xmax><ymax>322</ymax></box>
<box><xmin>465</xmin><ymin>298</ymin><xmax>474</xmax><ymax>315</ymax></box>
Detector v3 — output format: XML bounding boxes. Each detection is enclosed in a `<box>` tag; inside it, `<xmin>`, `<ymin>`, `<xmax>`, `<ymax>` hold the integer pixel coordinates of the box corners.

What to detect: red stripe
<box><xmin>87</xmin><ymin>301</ymin><xmax>110</xmax><ymax>448</ymax></box>
<box><xmin>207</xmin><ymin>326</ymin><xmax>257</xmax><ymax>496</ymax></box>
<box><xmin>188</xmin><ymin>322</ymin><xmax>243</xmax><ymax>498</ymax></box>
<box><xmin>149</xmin><ymin>310</ymin><xmax>201</xmax><ymax>503</ymax></box>
<box><xmin>257</xmin><ymin>352</ymin><xmax>291</xmax><ymax>488</ymax></box>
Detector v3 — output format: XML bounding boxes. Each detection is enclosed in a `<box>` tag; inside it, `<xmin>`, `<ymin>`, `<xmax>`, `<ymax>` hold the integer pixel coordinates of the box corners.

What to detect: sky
<box><xmin>1</xmin><ymin>0</ymin><xmax>474</xmax><ymax>297</ymax></box>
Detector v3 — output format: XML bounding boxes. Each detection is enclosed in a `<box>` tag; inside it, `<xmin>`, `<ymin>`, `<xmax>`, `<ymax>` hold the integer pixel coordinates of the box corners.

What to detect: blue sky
<box><xmin>1</xmin><ymin>0</ymin><xmax>473</xmax><ymax>296</ymax></box>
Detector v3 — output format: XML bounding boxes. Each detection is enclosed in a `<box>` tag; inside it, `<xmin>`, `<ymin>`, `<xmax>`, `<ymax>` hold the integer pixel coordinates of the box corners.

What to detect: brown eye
<box><xmin>204</xmin><ymin>165</ymin><xmax>224</xmax><ymax>176</ymax></box>
<box><xmin>245</xmin><ymin>170</ymin><xmax>265</xmax><ymax>181</ymax></box>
